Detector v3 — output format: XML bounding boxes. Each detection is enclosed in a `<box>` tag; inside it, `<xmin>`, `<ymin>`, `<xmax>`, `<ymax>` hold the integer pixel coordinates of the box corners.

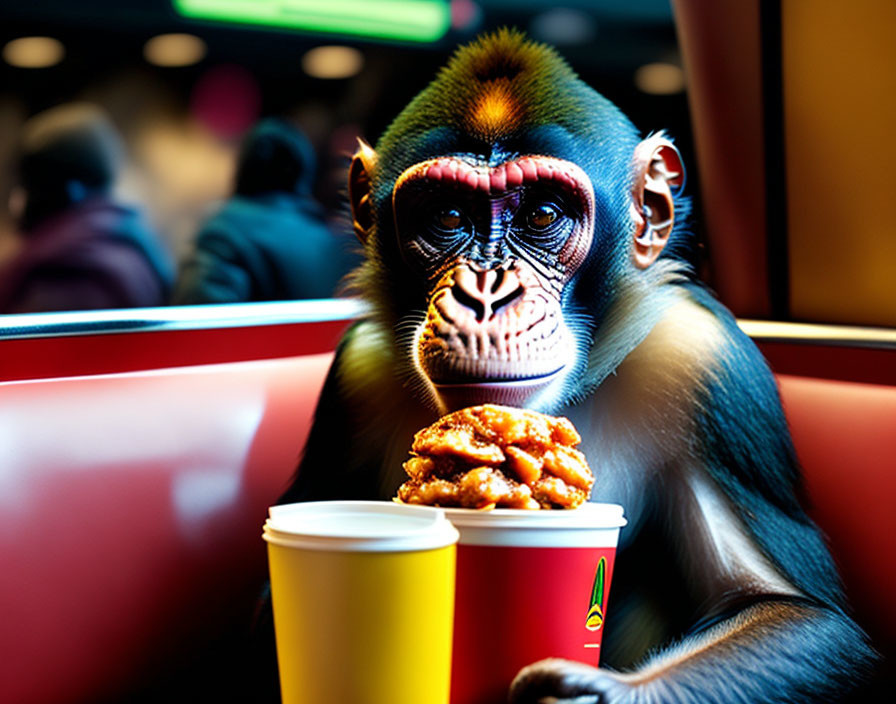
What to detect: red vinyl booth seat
<box><xmin>0</xmin><ymin>357</ymin><xmax>893</xmax><ymax>703</ymax></box>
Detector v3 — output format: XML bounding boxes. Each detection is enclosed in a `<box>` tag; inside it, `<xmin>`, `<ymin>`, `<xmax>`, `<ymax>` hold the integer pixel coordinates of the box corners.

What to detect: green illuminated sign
<box><xmin>173</xmin><ymin>0</ymin><xmax>451</xmax><ymax>43</ymax></box>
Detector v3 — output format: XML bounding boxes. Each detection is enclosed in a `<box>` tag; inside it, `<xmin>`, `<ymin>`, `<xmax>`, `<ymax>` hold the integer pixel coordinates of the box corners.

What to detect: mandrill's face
<box><xmin>348</xmin><ymin>31</ymin><xmax>683</xmax><ymax>416</ymax></box>
<box><xmin>391</xmin><ymin>153</ymin><xmax>596</xmax><ymax>413</ymax></box>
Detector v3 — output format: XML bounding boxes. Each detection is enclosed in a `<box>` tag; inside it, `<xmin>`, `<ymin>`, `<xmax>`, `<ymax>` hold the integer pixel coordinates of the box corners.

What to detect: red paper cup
<box><xmin>444</xmin><ymin>503</ymin><xmax>626</xmax><ymax>704</ymax></box>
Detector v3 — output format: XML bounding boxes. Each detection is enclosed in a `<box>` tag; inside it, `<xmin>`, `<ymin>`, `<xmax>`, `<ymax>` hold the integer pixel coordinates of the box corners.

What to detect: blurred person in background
<box><xmin>173</xmin><ymin>117</ymin><xmax>354</xmax><ymax>305</ymax></box>
<box><xmin>0</xmin><ymin>103</ymin><xmax>175</xmax><ymax>314</ymax></box>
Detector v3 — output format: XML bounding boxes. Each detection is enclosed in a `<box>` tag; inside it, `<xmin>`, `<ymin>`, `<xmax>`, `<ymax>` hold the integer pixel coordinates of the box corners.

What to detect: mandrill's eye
<box><xmin>416</xmin><ymin>200</ymin><xmax>474</xmax><ymax>253</ymax></box>
<box><xmin>527</xmin><ymin>203</ymin><xmax>560</xmax><ymax>230</ymax></box>
<box><xmin>435</xmin><ymin>207</ymin><xmax>464</xmax><ymax>231</ymax></box>
<box><xmin>511</xmin><ymin>194</ymin><xmax>573</xmax><ymax>252</ymax></box>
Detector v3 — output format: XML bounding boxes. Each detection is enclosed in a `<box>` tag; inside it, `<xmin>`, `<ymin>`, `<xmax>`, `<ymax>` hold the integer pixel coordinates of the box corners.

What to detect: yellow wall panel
<box><xmin>782</xmin><ymin>0</ymin><xmax>896</xmax><ymax>326</ymax></box>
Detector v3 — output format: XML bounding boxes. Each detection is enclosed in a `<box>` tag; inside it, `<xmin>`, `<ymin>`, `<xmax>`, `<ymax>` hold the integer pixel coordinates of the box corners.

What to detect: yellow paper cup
<box><xmin>263</xmin><ymin>501</ymin><xmax>459</xmax><ymax>704</ymax></box>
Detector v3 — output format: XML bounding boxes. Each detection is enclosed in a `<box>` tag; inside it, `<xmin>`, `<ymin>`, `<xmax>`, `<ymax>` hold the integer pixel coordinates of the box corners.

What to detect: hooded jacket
<box><xmin>0</xmin><ymin>197</ymin><xmax>174</xmax><ymax>313</ymax></box>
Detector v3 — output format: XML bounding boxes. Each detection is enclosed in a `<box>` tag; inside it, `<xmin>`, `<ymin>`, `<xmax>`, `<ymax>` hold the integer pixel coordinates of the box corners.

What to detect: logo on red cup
<box><xmin>585</xmin><ymin>556</ymin><xmax>607</xmax><ymax>632</ymax></box>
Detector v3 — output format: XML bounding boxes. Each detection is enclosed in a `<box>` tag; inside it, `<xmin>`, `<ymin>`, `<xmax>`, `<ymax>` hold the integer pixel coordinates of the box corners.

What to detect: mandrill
<box><xmin>263</xmin><ymin>30</ymin><xmax>876</xmax><ymax>704</ymax></box>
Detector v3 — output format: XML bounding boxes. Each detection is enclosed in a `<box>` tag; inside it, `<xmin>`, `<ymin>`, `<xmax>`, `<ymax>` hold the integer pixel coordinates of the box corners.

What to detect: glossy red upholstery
<box><xmin>0</xmin><ymin>354</ymin><xmax>332</xmax><ymax>704</ymax></box>
<box><xmin>777</xmin><ymin>374</ymin><xmax>896</xmax><ymax>648</ymax></box>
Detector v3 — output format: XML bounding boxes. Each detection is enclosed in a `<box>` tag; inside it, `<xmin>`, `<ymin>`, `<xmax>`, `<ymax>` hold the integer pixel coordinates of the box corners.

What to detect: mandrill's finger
<box><xmin>509</xmin><ymin>658</ymin><xmax>610</xmax><ymax>703</ymax></box>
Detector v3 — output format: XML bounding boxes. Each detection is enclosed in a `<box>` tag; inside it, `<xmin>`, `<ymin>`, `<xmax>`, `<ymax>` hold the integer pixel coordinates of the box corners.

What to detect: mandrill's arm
<box><xmin>511</xmin><ymin>477</ymin><xmax>875</xmax><ymax>704</ymax></box>
<box><xmin>510</xmin><ymin>470</ymin><xmax>874</xmax><ymax>704</ymax></box>
<box><xmin>510</xmin><ymin>317</ymin><xmax>877</xmax><ymax>704</ymax></box>
<box><xmin>510</xmin><ymin>599</ymin><xmax>871</xmax><ymax>704</ymax></box>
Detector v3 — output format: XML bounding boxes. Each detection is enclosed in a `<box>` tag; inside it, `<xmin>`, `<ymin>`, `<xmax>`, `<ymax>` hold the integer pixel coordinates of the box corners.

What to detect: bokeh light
<box><xmin>190</xmin><ymin>64</ymin><xmax>261</xmax><ymax>139</ymax></box>
<box><xmin>3</xmin><ymin>37</ymin><xmax>65</xmax><ymax>68</ymax></box>
<box><xmin>301</xmin><ymin>46</ymin><xmax>364</xmax><ymax>80</ymax></box>
<box><xmin>634</xmin><ymin>62</ymin><xmax>686</xmax><ymax>95</ymax></box>
<box><xmin>530</xmin><ymin>8</ymin><xmax>597</xmax><ymax>45</ymax></box>
<box><xmin>143</xmin><ymin>33</ymin><xmax>207</xmax><ymax>68</ymax></box>
<box><xmin>450</xmin><ymin>0</ymin><xmax>483</xmax><ymax>31</ymax></box>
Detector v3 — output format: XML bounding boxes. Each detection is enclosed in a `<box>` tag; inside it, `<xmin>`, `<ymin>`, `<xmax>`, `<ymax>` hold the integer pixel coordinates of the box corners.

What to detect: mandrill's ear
<box><xmin>630</xmin><ymin>133</ymin><xmax>685</xmax><ymax>269</ymax></box>
<box><xmin>348</xmin><ymin>138</ymin><xmax>377</xmax><ymax>244</ymax></box>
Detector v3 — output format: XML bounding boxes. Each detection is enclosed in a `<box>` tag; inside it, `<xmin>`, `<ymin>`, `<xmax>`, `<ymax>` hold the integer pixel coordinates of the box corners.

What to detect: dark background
<box><xmin>0</xmin><ymin>0</ymin><xmax>698</xmax><ymax>279</ymax></box>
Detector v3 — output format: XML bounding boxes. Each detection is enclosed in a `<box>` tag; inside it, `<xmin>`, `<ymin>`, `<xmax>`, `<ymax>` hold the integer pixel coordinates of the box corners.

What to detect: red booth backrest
<box><xmin>0</xmin><ymin>355</ymin><xmax>332</xmax><ymax>704</ymax></box>
<box><xmin>777</xmin><ymin>374</ymin><xmax>896</xmax><ymax>646</ymax></box>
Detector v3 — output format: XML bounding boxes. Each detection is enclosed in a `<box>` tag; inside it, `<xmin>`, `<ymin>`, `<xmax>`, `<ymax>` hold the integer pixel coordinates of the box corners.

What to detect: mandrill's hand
<box><xmin>509</xmin><ymin>659</ymin><xmax>637</xmax><ymax>704</ymax></box>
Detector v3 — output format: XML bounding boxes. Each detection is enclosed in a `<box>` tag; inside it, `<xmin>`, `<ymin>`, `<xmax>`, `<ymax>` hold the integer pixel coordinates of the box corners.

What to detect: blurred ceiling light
<box><xmin>530</xmin><ymin>8</ymin><xmax>597</xmax><ymax>45</ymax></box>
<box><xmin>634</xmin><ymin>62</ymin><xmax>686</xmax><ymax>95</ymax></box>
<box><xmin>144</xmin><ymin>33</ymin><xmax>207</xmax><ymax>67</ymax></box>
<box><xmin>174</xmin><ymin>0</ymin><xmax>450</xmax><ymax>43</ymax></box>
<box><xmin>301</xmin><ymin>46</ymin><xmax>364</xmax><ymax>80</ymax></box>
<box><xmin>3</xmin><ymin>37</ymin><xmax>65</xmax><ymax>68</ymax></box>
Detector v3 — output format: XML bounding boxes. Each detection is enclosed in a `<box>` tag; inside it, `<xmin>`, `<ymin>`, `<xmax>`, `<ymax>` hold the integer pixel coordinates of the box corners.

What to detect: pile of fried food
<box><xmin>396</xmin><ymin>404</ymin><xmax>594</xmax><ymax>509</ymax></box>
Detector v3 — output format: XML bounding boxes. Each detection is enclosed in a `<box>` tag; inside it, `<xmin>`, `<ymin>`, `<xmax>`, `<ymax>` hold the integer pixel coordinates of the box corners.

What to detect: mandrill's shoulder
<box><xmin>612</xmin><ymin>282</ymin><xmax>779</xmax><ymax>424</ymax></box>
<box><xmin>333</xmin><ymin>319</ymin><xmax>400</xmax><ymax>398</ymax></box>
<box><xmin>331</xmin><ymin>318</ymin><xmax>433</xmax><ymax>421</ymax></box>
<box><xmin>631</xmin><ymin>282</ymin><xmax>771</xmax><ymax>385</ymax></box>
<box><xmin>594</xmin><ymin>282</ymin><xmax>787</xmax><ymax>483</ymax></box>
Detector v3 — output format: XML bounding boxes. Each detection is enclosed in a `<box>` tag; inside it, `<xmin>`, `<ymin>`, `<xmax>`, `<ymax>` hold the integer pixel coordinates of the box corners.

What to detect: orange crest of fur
<box><xmin>467</xmin><ymin>81</ymin><xmax>521</xmax><ymax>142</ymax></box>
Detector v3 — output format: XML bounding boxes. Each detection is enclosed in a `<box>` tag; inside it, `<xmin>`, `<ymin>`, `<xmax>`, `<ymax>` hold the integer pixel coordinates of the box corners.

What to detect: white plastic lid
<box><xmin>443</xmin><ymin>502</ymin><xmax>627</xmax><ymax>548</ymax></box>
<box><xmin>263</xmin><ymin>500</ymin><xmax>459</xmax><ymax>553</ymax></box>
<box><xmin>444</xmin><ymin>502</ymin><xmax>626</xmax><ymax>529</ymax></box>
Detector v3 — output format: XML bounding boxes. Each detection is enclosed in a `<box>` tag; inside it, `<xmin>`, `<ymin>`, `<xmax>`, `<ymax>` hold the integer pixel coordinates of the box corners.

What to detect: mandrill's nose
<box><xmin>449</xmin><ymin>265</ymin><xmax>525</xmax><ymax>323</ymax></box>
